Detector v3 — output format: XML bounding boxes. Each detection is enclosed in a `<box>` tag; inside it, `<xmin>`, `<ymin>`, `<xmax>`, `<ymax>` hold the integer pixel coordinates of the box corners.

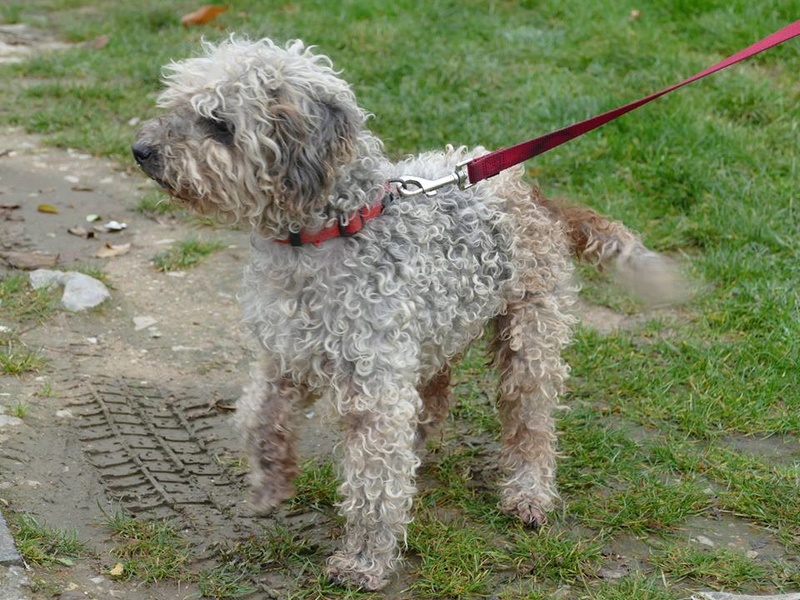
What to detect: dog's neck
<box><xmin>263</xmin><ymin>181</ymin><xmax>394</xmax><ymax>247</ymax></box>
<box><xmin>256</xmin><ymin>138</ymin><xmax>392</xmax><ymax>245</ymax></box>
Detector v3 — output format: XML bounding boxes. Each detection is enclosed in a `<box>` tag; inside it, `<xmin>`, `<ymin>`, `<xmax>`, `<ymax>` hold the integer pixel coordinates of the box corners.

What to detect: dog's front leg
<box><xmin>236</xmin><ymin>357</ymin><xmax>314</xmax><ymax>514</ymax></box>
<box><xmin>326</xmin><ymin>386</ymin><xmax>421</xmax><ymax>591</ymax></box>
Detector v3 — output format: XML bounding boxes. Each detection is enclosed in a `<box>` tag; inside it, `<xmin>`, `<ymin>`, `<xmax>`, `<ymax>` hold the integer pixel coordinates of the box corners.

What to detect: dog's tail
<box><xmin>535</xmin><ymin>191</ymin><xmax>692</xmax><ymax>306</ymax></box>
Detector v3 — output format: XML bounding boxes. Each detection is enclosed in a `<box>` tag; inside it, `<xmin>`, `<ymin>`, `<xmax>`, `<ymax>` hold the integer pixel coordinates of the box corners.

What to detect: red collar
<box><xmin>275</xmin><ymin>189</ymin><xmax>390</xmax><ymax>247</ymax></box>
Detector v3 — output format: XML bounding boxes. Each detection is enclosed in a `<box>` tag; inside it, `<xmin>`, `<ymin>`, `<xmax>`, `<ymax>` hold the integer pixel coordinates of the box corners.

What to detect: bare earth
<box><xmin>0</xmin><ymin>126</ymin><xmax>353</xmax><ymax>599</ymax></box>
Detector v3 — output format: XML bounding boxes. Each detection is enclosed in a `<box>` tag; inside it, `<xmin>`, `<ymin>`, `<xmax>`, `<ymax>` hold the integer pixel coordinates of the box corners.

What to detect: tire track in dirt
<box><xmin>64</xmin><ymin>375</ymin><xmax>262</xmax><ymax>544</ymax></box>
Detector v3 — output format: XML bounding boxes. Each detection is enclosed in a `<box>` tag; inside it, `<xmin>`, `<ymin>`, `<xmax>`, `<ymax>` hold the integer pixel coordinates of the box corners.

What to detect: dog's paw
<box><xmin>326</xmin><ymin>552</ymin><xmax>390</xmax><ymax>591</ymax></box>
<box><xmin>500</xmin><ymin>492</ymin><xmax>552</xmax><ymax>528</ymax></box>
<box><xmin>248</xmin><ymin>484</ymin><xmax>294</xmax><ymax>516</ymax></box>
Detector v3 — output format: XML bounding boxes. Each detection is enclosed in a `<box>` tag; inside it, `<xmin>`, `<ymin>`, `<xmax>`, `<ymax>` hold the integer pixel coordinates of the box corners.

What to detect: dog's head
<box><xmin>133</xmin><ymin>37</ymin><xmax>367</xmax><ymax>233</ymax></box>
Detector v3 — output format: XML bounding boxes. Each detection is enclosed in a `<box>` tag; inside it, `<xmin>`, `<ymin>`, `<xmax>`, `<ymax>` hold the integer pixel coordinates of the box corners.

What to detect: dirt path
<box><xmin>0</xmin><ymin>128</ymin><xmax>347</xmax><ymax>599</ymax></box>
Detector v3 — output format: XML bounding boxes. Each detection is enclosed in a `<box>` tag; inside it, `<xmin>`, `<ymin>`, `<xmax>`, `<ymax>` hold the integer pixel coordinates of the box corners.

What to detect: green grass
<box><xmin>0</xmin><ymin>338</ymin><xmax>45</xmax><ymax>375</ymax></box>
<box><xmin>104</xmin><ymin>511</ymin><xmax>192</xmax><ymax>583</ymax></box>
<box><xmin>289</xmin><ymin>459</ymin><xmax>342</xmax><ymax>514</ymax></box>
<box><xmin>10</xmin><ymin>400</ymin><xmax>29</xmax><ymax>418</ymax></box>
<box><xmin>652</xmin><ymin>544</ymin><xmax>773</xmax><ymax>590</ymax></box>
<box><xmin>1</xmin><ymin>0</ymin><xmax>799</xmax><ymax>598</ymax></box>
<box><xmin>137</xmin><ymin>189</ymin><xmax>185</xmax><ymax>217</ymax></box>
<box><xmin>11</xmin><ymin>514</ymin><xmax>91</xmax><ymax>566</ymax></box>
<box><xmin>0</xmin><ymin>274</ymin><xmax>58</xmax><ymax>323</ymax></box>
<box><xmin>152</xmin><ymin>237</ymin><xmax>225</xmax><ymax>272</ymax></box>
<box><xmin>408</xmin><ymin>512</ymin><xmax>505</xmax><ymax>597</ymax></box>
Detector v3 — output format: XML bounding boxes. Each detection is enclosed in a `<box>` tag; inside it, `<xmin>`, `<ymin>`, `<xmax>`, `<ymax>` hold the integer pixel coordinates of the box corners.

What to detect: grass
<box><xmin>11</xmin><ymin>514</ymin><xmax>90</xmax><ymax>566</ymax></box>
<box><xmin>137</xmin><ymin>188</ymin><xmax>185</xmax><ymax>217</ymax></box>
<box><xmin>104</xmin><ymin>511</ymin><xmax>192</xmax><ymax>583</ymax></box>
<box><xmin>1</xmin><ymin>0</ymin><xmax>799</xmax><ymax>598</ymax></box>
<box><xmin>0</xmin><ymin>274</ymin><xmax>58</xmax><ymax>323</ymax></box>
<box><xmin>0</xmin><ymin>337</ymin><xmax>45</xmax><ymax>375</ymax></box>
<box><xmin>10</xmin><ymin>400</ymin><xmax>28</xmax><ymax>418</ymax></box>
<box><xmin>152</xmin><ymin>237</ymin><xmax>226</xmax><ymax>272</ymax></box>
<box><xmin>652</xmin><ymin>544</ymin><xmax>773</xmax><ymax>590</ymax></box>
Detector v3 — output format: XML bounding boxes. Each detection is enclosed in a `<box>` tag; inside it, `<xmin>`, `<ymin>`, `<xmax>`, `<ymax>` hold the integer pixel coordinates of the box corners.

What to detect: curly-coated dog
<box><xmin>133</xmin><ymin>37</ymin><xmax>684</xmax><ymax>590</ymax></box>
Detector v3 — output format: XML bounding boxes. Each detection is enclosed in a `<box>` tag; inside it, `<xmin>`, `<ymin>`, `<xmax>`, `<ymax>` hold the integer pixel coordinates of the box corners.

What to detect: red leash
<box><xmin>393</xmin><ymin>20</ymin><xmax>800</xmax><ymax>197</ymax></box>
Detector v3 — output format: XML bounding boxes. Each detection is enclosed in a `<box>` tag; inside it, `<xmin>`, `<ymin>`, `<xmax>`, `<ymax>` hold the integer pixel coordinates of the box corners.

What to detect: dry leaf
<box><xmin>630</xmin><ymin>9</ymin><xmax>642</xmax><ymax>20</ymax></box>
<box><xmin>181</xmin><ymin>5</ymin><xmax>228</xmax><ymax>27</ymax></box>
<box><xmin>37</xmin><ymin>204</ymin><xmax>59</xmax><ymax>214</ymax></box>
<box><xmin>0</xmin><ymin>251</ymin><xmax>59</xmax><ymax>270</ymax></box>
<box><xmin>95</xmin><ymin>242</ymin><xmax>131</xmax><ymax>258</ymax></box>
<box><xmin>71</xmin><ymin>184</ymin><xmax>94</xmax><ymax>192</ymax></box>
<box><xmin>93</xmin><ymin>34</ymin><xmax>110</xmax><ymax>50</ymax></box>
<box><xmin>67</xmin><ymin>226</ymin><xmax>95</xmax><ymax>239</ymax></box>
<box><xmin>109</xmin><ymin>562</ymin><xmax>125</xmax><ymax>577</ymax></box>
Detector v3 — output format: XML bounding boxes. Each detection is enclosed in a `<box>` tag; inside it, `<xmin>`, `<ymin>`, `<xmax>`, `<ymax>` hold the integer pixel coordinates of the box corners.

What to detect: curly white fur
<box><xmin>133</xmin><ymin>36</ymin><xmax>686</xmax><ymax>591</ymax></box>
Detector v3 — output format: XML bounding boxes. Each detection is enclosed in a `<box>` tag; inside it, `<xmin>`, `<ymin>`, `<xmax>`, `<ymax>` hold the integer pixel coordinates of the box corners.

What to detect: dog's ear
<box><xmin>268</xmin><ymin>94</ymin><xmax>359</xmax><ymax>217</ymax></box>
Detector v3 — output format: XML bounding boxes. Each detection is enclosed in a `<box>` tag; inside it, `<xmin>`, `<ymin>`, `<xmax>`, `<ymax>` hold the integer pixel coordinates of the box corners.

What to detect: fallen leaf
<box><xmin>95</xmin><ymin>242</ymin><xmax>131</xmax><ymax>258</ymax></box>
<box><xmin>181</xmin><ymin>5</ymin><xmax>228</xmax><ymax>26</ymax></box>
<box><xmin>71</xmin><ymin>184</ymin><xmax>94</xmax><ymax>192</ymax></box>
<box><xmin>37</xmin><ymin>204</ymin><xmax>59</xmax><ymax>214</ymax></box>
<box><xmin>86</xmin><ymin>214</ymin><xmax>102</xmax><ymax>222</ymax></box>
<box><xmin>93</xmin><ymin>34</ymin><xmax>110</xmax><ymax>50</ymax></box>
<box><xmin>0</xmin><ymin>251</ymin><xmax>59</xmax><ymax>270</ymax></box>
<box><xmin>68</xmin><ymin>226</ymin><xmax>92</xmax><ymax>238</ymax></box>
<box><xmin>0</xmin><ymin>202</ymin><xmax>20</xmax><ymax>209</ymax></box>
<box><xmin>109</xmin><ymin>562</ymin><xmax>125</xmax><ymax>577</ymax></box>
<box><xmin>630</xmin><ymin>9</ymin><xmax>642</xmax><ymax>20</ymax></box>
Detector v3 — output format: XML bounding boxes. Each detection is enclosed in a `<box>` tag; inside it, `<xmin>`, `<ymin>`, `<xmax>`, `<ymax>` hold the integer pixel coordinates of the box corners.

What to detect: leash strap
<box><xmin>466</xmin><ymin>20</ymin><xmax>800</xmax><ymax>185</ymax></box>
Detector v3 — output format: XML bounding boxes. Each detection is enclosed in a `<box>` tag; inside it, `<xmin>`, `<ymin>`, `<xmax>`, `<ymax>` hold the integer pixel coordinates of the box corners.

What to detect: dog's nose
<box><xmin>132</xmin><ymin>142</ymin><xmax>154</xmax><ymax>166</ymax></box>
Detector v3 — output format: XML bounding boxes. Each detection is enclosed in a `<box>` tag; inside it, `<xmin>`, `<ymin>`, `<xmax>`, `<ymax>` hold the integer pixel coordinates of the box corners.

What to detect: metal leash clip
<box><xmin>390</xmin><ymin>159</ymin><xmax>473</xmax><ymax>198</ymax></box>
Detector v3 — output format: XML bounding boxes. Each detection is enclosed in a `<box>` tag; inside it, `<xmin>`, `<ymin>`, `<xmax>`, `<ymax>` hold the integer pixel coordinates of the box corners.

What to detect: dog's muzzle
<box><xmin>131</xmin><ymin>141</ymin><xmax>165</xmax><ymax>185</ymax></box>
<box><xmin>132</xmin><ymin>141</ymin><xmax>155</xmax><ymax>168</ymax></box>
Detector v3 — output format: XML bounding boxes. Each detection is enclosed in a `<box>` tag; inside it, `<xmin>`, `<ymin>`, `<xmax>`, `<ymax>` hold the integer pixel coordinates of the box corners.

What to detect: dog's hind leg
<box><xmin>415</xmin><ymin>366</ymin><xmax>453</xmax><ymax>450</ymax></box>
<box><xmin>326</xmin><ymin>382</ymin><xmax>421</xmax><ymax>591</ymax></box>
<box><xmin>491</xmin><ymin>292</ymin><xmax>572</xmax><ymax>527</ymax></box>
<box><xmin>236</xmin><ymin>356</ymin><xmax>314</xmax><ymax>514</ymax></box>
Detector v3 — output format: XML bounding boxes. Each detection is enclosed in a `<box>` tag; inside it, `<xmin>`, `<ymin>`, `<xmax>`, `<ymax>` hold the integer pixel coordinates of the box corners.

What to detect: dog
<box><xmin>132</xmin><ymin>37</ymin><xmax>685</xmax><ymax>590</ymax></box>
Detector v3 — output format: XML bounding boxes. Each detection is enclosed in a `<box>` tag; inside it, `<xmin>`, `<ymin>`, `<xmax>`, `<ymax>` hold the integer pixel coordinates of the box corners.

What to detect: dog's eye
<box><xmin>204</xmin><ymin>117</ymin><xmax>235</xmax><ymax>145</ymax></box>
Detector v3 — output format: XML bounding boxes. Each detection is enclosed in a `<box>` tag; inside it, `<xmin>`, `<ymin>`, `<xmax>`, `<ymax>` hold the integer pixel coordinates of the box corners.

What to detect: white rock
<box><xmin>133</xmin><ymin>316</ymin><xmax>158</xmax><ymax>331</ymax></box>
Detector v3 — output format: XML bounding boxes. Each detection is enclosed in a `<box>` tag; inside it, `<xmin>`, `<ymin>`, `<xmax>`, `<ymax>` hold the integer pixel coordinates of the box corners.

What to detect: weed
<box><xmin>581</xmin><ymin>573</ymin><xmax>683</xmax><ymax>600</ymax></box>
<box><xmin>137</xmin><ymin>189</ymin><xmax>183</xmax><ymax>217</ymax></box>
<box><xmin>652</xmin><ymin>543</ymin><xmax>771</xmax><ymax>589</ymax></box>
<box><xmin>285</xmin><ymin>573</ymin><xmax>379</xmax><ymax>600</ymax></box>
<box><xmin>36</xmin><ymin>380</ymin><xmax>53</xmax><ymax>398</ymax></box>
<box><xmin>11</xmin><ymin>514</ymin><xmax>90</xmax><ymax>566</ymax></box>
<box><xmin>197</xmin><ymin>564</ymin><xmax>256</xmax><ymax>599</ymax></box>
<box><xmin>408</xmin><ymin>511</ymin><xmax>504</xmax><ymax>598</ymax></box>
<box><xmin>0</xmin><ymin>274</ymin><xmax>58</xmax><ymax>323</ymax></box>
<box><xmin>290</xmin><ymin>460</ymin><xmax>341</xmax><ymax>514</ymax></box>
<box><xmin>104</xmin><ymin>511</ymin><xmax>192</xmax><ymax>583</ymax></box>
<box><xmin>11</xmin><ymin>401</ymin><xmax>28</xmax><ymax>418</ymax></box>
<box><xmin>506</xmin><ymin>529</ymin><xmax>604</xmax><ymax>583</ymax></box>
<box><xmin>152</xmin><ymin>237</ymin><xmax>225</xmax><ymax>272</ymax></box>
<box><xmin>572</xmin><ymin>474</ymin><xmax>709</xmax><ymax>535</ymax></box>
<box><xmin>0</xmin><ymin>338</ymin><xmax>46</xmax><ymax>375</ymax></box>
